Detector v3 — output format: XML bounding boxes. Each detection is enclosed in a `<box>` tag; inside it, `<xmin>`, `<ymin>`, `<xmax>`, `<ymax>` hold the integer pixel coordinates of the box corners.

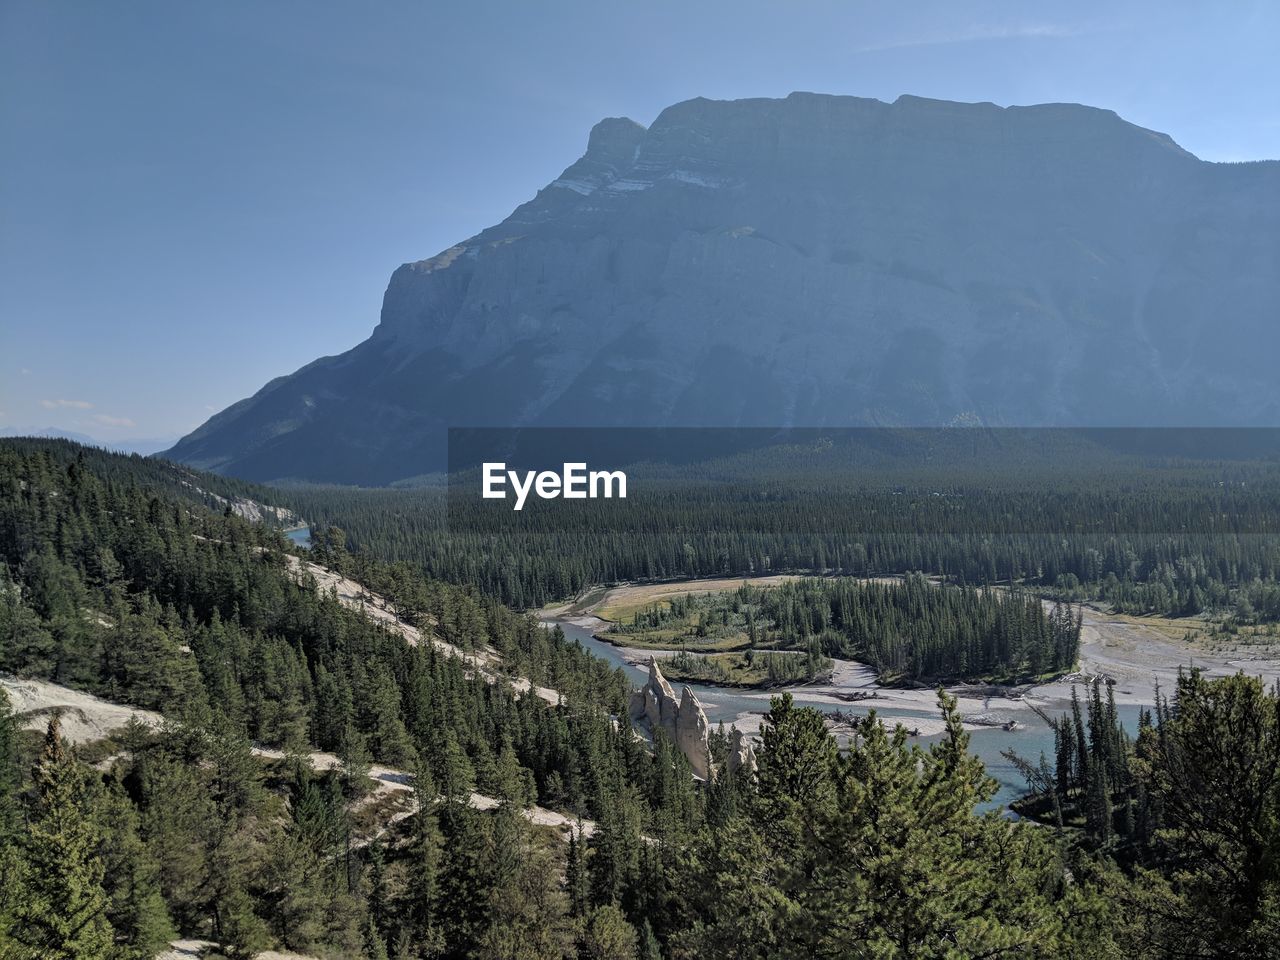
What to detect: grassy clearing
<box><xmin>1104</xmin><ymin>610</ymin><xmax>1211</xmax><ymax>642</ymax></box>
<box><xmin>661</xmin><ymin>649</ymin><xmax>833</xmax><ymax>688</ymax></box>
<box><xmin>593</xmin><ymin>576</ymin><xmax>803</xmax><ymax>623</ymax></box>
<box><xmin>538</xmin><ymin>583</ymin><xmax>612</xmax><ymax>619</ymax></box>
<box><xmin>1095</xmin><ymin>607</ymin><xmax>1280</xmax><ymax>653</ymax></box>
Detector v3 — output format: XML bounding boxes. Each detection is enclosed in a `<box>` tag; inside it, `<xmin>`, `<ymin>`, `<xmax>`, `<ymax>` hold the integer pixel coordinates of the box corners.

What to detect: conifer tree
<box><xmin>215</xmin><ymin>878</ymin><xmax>269</xmax><ymax>960</ymax></box>
<box><xmin>93</xmin><ymin>778</ymin><xmax>175</xmax><ymax>959</ymax></box>
<box><xmin>14</xmin><ymin>716</ymin><xmax>115</xmax><ymax>959</ymax></box>
<box><xmin>566</xmin><ymin>830</ymin><xmax>589</xmax><ymax>918</ymax></box>
<box><xmin>580</xmin><ymin>904</ymin><xmax>639</xmax><ymax>960</ymax></box>
<box><xmin>0</xmin><ymin>688</ymin><xmax>18</xmax><ymax>841</ymax></box>
<box><xmin>1133</xmin><ymin>670</ymin><xmax>1280</xmax><ymax>957</ymax></box>
<box><xmin>756</xmin><ymin>693</ymin><xmax>837</xmax><ymax>813</ymax></box>
<box><xmin>1071</xmin><ymin>687</ymin><xmax>1090</xmax><ymax>797</ymax></box>
<box><xmin>1085</xmin><ymin>766</ymin><xmax>1113</xmax><ymax>844</ymax></box>
<box><xmin>0</xmin><ymin>689</ymin><xmax>24</xmax><ymax>953</ymax></box>
<box><xmin>403</xmin><ymin>801</ymin><xmax>446</xmax><ymax>956</ymax></box>
<box><xmin>637</xmin><ymin>919</ymin><xmax>662</xmax><ymax>960</ymax></box>
<box><xmin>363</xmin><ymin>913</ymin><xmax>390</xmax><ymax>960</ymax></box>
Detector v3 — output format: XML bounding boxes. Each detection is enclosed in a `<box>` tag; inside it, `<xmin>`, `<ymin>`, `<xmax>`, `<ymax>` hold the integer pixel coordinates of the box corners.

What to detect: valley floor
<box><xmin>550</xmin><ymin>578</ymin><xmax>1280</xmax><ymax>738</ymax></box>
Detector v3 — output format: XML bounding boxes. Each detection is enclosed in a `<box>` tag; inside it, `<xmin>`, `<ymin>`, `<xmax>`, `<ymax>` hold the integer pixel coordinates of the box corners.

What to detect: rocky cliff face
<box><xmin>628</xmin><ymin>659</ymin><xmax>712</xmax><ymax>779</ymax></box>
<box><xmin>167</xmin><ymin>93</ymin><xmax>1280</xmax><ymax>484</ymax></box>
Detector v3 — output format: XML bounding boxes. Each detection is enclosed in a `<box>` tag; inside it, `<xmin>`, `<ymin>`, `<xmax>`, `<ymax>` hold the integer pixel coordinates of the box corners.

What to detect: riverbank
<box><xmin>542</xmin><ymin>612</ymin><xmax>1142</xmax><ymax>808</ymax></box>
<box><xmin>548</xmin><ymin>578</ymin><xmax>1280</xmax><ymax>705</ymax></box>
<box><xmin>542</xmin><ymin>578</ymin><xmax>1280</xmax><ymax>814</ymax></box>
<box><xmin>540</xmin><ymin>577</ymin><xmax>1280</xmax><ymax>759</ymax></box>
<box><xmin>548</xmin><ymin>588</ymin><xmax>1048</xmax><ymax>699</ymax></box>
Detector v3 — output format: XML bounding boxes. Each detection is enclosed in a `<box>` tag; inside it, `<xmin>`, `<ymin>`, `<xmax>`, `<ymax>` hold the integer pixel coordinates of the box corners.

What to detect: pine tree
<box><xmin>566</xmin><ymin>829</ymin><xmax>589</xmax><ymax>918</ymax></box>
<box><xmin>403</xmin><ymin>802</ymin><xmax>446</xmax><ymax>956</ymax></box>
<box><xmin>676</xmin><ymin>693</ymin><xmax>1082</xmax><ymax>959</ymax></box>
<box><xmin>1085</xmin><ymin>766</ymin><xmax>1113</xmax><ymax>845</ymax></box>
<box><xmin>493</xmin><ymin>736</ymin><xmax>533</xmax><ymax>807</ymax></box>
<box><xmin>756</xmin><ymin>693</ymin><xmax>837</xmax><ymax>813</ymax></box>
<box><xmin>1071</xmin><ymin>686</ymin><xmax>1090</xmax><ymax>798</ymax></box>
<box><xmin>436</xmin><ymin>806</ymin><xmax>494</xmax><ymax>955</ymax></box>
<box><xmin>14</xmin><ymin>716</ymin><xmax>115</xmax><ymax>959</ymax></box>
<box><xmin>1052</xmin><ymin>713</ymin><xmax>1074</xmax><ymax>805</ymax></box>
<box><xmin>435</xmin><ymin>729</ymin><xmax>475</xmax><ymax>803</ymax></box>
<box><xmin>580</xmin><ymin>903</ymin><xmax>639</xmax><ymax>960</ymax></box>
<box><xmin>138</xmin><ymin>753</ymin><xmax>218</xmax><ymax>933</ymax></box>
<box><xmin>0</xmin><ymin>688</ymin><xmax>18</xmax><ymax>841</ymax></box>
<box><xmin>264</xmin><ymin>832</ymin><xmax>327</xmax><ymax>951</ymax></box>
<box><xmin>94</xmin><ymin>778</ymin><xmax>175</xmax><ymax>959</ymax></box>
<box><xmin>360</xmin><ymin>663</ymin><xmax>417</xmax><ymax>768</ymax></box>
<box><xmin>340</xmin><ymin>719</ymin><xmax>373</xmax><ymax>798</ymax></box>
<box><xmin>637</xmin><ymin>918</ymin><xmax>662</xmax><ymax>960</ymax></box>
<box><xmin>0</xmin><ymin>689</ymin><xmax>24</xmax><ymax>954</ymax></box>
<box><xmin>215</xmin><ymin>877</ymin><xmax>268</xmax><ymax>960</ymax></box>
<box><xmin>1133</xmin><ymin>670</ymin><xmax>1280</xmax><ymax>957</ymax></box>
<box><xmin>365</xmin><ymin>836</ymin><xmax>389</xmax><ymax>937</ymax></box>
<box><xmin>475</xmin><ymin>805</ymin><xmax>571</xmax><ymax>959</ymax></box>
<box><xmin>588</xmin><ymin>787</ymin><xmax>643</xmax><ymax>910</ymax></box>
<box><xmin>362</xmin><ymin>913</ymin><xmax>390</xmax><ymax>960</ymax></box>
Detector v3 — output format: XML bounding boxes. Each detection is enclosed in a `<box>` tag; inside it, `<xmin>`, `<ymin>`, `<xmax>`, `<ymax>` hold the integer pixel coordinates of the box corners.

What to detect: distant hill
<box><xmin>166</xmin><ymin>93</ymin><xmax>1280</xmax><ymax>485</ymax></box>
<box><xmin>0</xmin><ymin>437</ymin><xmax>301</xmax><ymax>527</ymax></box>
<box><xmin>0</xmin><ymin>427</ymin><xmax>100</xmax><ymax>446</ymax></box>
<box><xmin>0</xmin><ymin>427</ymin><xmax>178</xmax><ymax>456</ymax></box>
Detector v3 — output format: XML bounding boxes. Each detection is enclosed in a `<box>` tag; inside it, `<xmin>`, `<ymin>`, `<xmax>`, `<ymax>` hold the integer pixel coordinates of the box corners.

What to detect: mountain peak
<box><xmin>167</xmin><ymin>93</ymin><xmax>1280</xmax><ymax>484</ymax></box>
<box><xmin>586</xmin><ymin>116</ymin><xmax>646</xmax><ymax>163</ymax></box>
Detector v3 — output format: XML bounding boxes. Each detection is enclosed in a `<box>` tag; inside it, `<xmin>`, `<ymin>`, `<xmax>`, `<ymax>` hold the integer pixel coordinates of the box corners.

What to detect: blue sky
<box><xmin>3</xmin><ymin>0</ymin><xmax>1277</xmax><ymax>445</ymax></box>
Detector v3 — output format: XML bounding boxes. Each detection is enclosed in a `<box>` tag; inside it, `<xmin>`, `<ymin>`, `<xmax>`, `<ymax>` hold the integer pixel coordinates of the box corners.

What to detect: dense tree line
<box><xmin>5</xmin><ymin>666</ymin><xmax>1278</xmax><ymax>958</ymax></box>
<box><xmin>0</xmin><ymin>437</ymin><xmax>295</xmax><ymax>525</ymax></box>
<box><xmin>616</xmin><ymin>576</ymin><xmax>1080</xmax><ymax>683</ymax></box>
<box><xmin>663</xmin><ymin>648</ymin><xmax>831</xmax><ymax>687</ymax></box>
<box><xmin>277</xmin><ymin>450</ymin><xmax>1280</xmax><ymax>619</ymax></box>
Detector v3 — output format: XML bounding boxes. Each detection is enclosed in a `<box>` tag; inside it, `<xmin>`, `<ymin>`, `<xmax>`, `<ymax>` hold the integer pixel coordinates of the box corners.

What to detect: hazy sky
<box><xmin>3</xmin><ymin>0</ymin><xmax>1277</xmax><ymax>444</ymax></box>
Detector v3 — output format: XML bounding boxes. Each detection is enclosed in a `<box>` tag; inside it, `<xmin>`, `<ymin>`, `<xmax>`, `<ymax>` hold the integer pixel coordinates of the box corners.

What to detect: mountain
<box><xmin>0</xmin><ymin>427</ymin><xmax>179</xmax><ymax>455</ymax></box>
<box><xmin>106</xmin><ymin>436</ymin><xmax>182</xmax><ymax>456</ymax></box>
<box><xmin>166</xmin><ymin>93</ymin><xmax>1280</xmax><ymax>484</ymax></box>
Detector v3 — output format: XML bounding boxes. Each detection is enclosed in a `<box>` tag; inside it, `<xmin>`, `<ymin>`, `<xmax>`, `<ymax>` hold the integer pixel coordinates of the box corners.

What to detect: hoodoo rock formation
<box><xmin>727</xmin><ymin>727</ymin><xmax>758</xmax><ymax>777</ymax></box>
<box><xmin>628</xmin><ymin>659</ymin><xmax>712</xmax><ymax>779</ymax></box>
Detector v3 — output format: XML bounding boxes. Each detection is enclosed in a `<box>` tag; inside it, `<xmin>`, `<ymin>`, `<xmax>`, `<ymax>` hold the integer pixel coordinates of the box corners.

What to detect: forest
<box><xmin>1</xmin><ymin>439</ymin><xmax>1278</xmax><ymax>958</ymax></box>
<box><xmin>278</xmin><ymin>434</ymin><xmax>1280</xmax><ymax>620</ymax></box>
<box><xmin>608</xmin><ymin>576</ymin><xmax>1081</xmax><ymax>684</ymax></box>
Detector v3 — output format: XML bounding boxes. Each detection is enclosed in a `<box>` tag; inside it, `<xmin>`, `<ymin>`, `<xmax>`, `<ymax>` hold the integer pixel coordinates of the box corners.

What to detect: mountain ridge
<box><xmin>166</xmin><ymin>92</ymin><xmax>1280</xmax><ymax>484</ymax></box>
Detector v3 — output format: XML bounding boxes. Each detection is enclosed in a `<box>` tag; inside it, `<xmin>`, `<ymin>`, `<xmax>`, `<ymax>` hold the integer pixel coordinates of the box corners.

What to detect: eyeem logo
<box><xmin>482</xmin><ymin>462</ymin><xmax>627</xmax><ymax>511</ymax></box>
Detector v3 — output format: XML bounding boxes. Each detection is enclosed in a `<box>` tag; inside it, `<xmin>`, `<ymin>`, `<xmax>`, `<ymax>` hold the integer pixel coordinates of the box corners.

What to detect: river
<box><xmin>549</xmin><ymin>617</ymin><xmax>1143</xmax><ymax>811</ymax></box>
